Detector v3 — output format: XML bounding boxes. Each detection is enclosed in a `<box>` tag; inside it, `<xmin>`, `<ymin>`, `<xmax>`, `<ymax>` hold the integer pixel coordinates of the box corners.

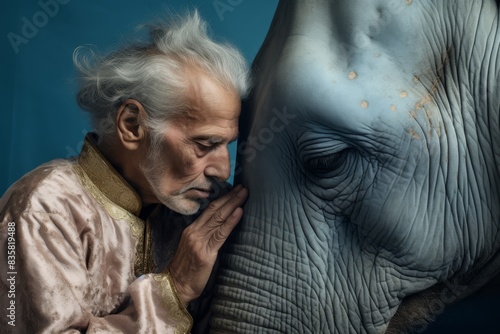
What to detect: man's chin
<box><xmin>161</xmin><ymin>197</ymin><xmax>204</xmax><ymax>216</ymax></box>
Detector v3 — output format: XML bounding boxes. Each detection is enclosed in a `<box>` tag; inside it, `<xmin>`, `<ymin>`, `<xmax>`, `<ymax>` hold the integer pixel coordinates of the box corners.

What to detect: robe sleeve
<box><xmin>86</xmin><ymin>273</ymin><xmax>193</xmax><ymax>333</ymax></box>
<box><xmin>0</xmin><ymin>210</ymin><xmax>193</xmax><ymax>333</ymax></box>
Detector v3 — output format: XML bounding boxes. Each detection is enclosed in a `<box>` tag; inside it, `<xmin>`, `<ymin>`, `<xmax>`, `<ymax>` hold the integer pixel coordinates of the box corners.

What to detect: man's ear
<box><xmin>115</xmin><ymin>99</ymin><xmax>147</xmax><ymax>151</ymax></box>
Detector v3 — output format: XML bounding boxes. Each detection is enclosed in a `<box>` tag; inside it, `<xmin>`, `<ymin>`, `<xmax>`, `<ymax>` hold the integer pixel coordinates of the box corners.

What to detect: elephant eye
<box><xmin>305</xmin><ymin>149</ymin><xmax>350</xmax><ymax>174</ymax></box>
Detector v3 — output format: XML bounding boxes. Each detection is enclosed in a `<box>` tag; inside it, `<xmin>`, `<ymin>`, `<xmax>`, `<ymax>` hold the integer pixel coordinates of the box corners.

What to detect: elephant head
<box><xmin>209</xmin><ymin>0</ymin><xmax>500</xmax><ymax>332</ymax></box>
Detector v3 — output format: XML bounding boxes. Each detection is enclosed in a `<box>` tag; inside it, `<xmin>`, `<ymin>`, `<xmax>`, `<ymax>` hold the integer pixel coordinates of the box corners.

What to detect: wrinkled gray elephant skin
<box><xmin>210</xmin><ymin>0</ymin><xmax>500</xmax><ymax>333</ymax></box>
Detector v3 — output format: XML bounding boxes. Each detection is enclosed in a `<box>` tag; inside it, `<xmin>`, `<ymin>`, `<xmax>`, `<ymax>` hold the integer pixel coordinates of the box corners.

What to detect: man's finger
<box><xmin>194</xmin><ymin>184</ymin><xmax>246</xmax><ymax>226</ymax></box>
<box><xmin>208</xmin><ymin>207</ymin><xmax>244</xmax><ymax>251</ymax></box>
<box><xmin>204</xmin><ymin>186</ymin><xmax>248</xmax><ymax>228</ymax></box>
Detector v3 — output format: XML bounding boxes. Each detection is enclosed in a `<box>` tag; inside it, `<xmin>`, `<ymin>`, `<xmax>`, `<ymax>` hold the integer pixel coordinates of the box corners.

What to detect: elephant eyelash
<box><xmin>305</xmin><ymin>149</ymin><xmax>351</xmax><ymax>173</ymax></box>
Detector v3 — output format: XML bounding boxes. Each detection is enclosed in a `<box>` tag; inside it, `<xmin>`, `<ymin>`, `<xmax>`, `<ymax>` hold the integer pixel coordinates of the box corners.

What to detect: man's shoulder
<box><xmin>4</xmin><ymin>158</ymin><xmax>76</xmax><ymax>193</ymax></box>
<box><xmin>0</xmin><ymin>158</ymin><xmax>81</xmax><ymax>217</ymax></box>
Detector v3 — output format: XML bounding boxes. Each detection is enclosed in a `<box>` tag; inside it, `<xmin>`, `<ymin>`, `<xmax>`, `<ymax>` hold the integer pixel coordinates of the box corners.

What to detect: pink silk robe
<box><xmin>0</xmin><ymin>135</ymin><xmax>193</xmax><ymax>333</ymax></box>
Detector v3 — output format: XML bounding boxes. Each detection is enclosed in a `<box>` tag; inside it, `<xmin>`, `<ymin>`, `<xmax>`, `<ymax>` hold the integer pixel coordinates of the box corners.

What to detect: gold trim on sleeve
<box><xmin>142</xmin><ymin>219</ymin><xmax>156</xmax><ymax>275</ymax></box>
<box><xmin>154</xmin><ymin>273</ymin><xmax>193</xmax><ymax>334</ymax></box>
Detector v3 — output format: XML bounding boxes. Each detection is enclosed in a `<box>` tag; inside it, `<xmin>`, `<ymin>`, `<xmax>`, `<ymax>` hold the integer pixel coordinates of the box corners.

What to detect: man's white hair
<box><xmin>74</xmin><ymin>11</ymin><xmax>250</xmax><ymax>144</ymax></box>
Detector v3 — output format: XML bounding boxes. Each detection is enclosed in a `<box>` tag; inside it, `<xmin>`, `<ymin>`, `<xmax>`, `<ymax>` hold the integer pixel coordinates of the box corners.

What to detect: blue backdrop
<box><xmin>1</xmin><ymin>0</ymin><xmax>278</xmax><ymax>194</ymax></box>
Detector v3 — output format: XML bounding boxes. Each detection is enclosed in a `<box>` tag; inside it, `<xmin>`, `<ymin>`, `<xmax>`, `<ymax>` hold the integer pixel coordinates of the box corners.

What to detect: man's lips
<box><xmin>187</xmin><ymin>187</ymin><xmax>212</xmax><ymax>198</ymax></box>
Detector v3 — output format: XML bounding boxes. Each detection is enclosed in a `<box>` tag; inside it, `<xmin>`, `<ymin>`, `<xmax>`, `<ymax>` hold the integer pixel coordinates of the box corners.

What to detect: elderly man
<box><xmin>0</xmin><ymin>12</ymin><xmax>249</xmax><ymax>333</ymax></box>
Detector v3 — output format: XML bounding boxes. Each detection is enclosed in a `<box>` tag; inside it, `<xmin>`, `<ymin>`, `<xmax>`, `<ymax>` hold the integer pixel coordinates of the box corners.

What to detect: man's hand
<box><xmin>167</xmin><ymin>184</ymin><xmax>248</xmax><ymax>307</ymax></box>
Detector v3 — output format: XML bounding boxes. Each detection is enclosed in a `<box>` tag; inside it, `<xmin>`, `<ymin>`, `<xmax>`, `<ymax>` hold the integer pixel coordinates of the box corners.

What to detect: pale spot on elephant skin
<box><xmin>407</xmin><ymin>94</ymin><xmax>437</xmax><ymax>132</ymax></box>
<box><xmin>405</xmin><ymin>0</ymin><xmax>413</xmax><ymax>5</ymax></box>
<box><xmin>360</xmin><ymin>100</ymin><xmax>369</xmax><ymax>108</ymax></box>
<box><xmin>426</xmin><ymin>110</ymin><xmax>435</xmax><ymax>138</ymax></box>
<box><xmin>408</xmin><ymin>128</ymin><xmax>420</xmax><ymax>139</ymax></box>
<box><xmin>415</xmin><ymin>95</ymin><xmax>433</xmax><ymax>109</ymax></box>
<box><xmin>400</xmin><ymin>91</ymin><xmax>409</xmax><ymax>98</ymax></box>
<box><xmin>390</xmin><ymin>105</ymin><xmax>397</xmax><ymax>112</ymax></box>
<box><xmin>348</xmin><ymin>71</ymin><xmax>358</xmax><ymax>80</ymax></box>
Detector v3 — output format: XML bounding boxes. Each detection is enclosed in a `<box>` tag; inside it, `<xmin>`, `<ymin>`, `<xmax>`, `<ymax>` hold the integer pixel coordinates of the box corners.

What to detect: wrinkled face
<box><xmin>141</xmin><ymin>70</ymin><xmax>240</xmax><ymax>215</ymax></box>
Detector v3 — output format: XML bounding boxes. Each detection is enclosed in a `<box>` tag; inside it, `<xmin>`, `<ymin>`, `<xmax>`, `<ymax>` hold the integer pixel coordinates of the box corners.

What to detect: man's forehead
<box><xmin>168</xmin><ymin>115</ymin><xmax>238</xmax><ymax>138</ymax></box>
<box><xmin>189</xmin><ymin>124</ymin><xmax>239</xmax><ymax>140</ymax></box>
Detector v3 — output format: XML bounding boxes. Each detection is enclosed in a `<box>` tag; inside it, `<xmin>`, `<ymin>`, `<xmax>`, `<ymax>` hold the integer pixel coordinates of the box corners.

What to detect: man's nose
<box><xmin>204</xmin><ymin>146</ymin><xmax>231</xmax><ymax>182</ymax></box>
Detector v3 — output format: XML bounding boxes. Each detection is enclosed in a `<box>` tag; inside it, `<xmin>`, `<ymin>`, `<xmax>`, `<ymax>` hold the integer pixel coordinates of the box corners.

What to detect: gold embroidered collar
<box><xmin>77</xmin><ymin>133</ymin><xmax>142</xmax><ymax>216</ymax></box>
